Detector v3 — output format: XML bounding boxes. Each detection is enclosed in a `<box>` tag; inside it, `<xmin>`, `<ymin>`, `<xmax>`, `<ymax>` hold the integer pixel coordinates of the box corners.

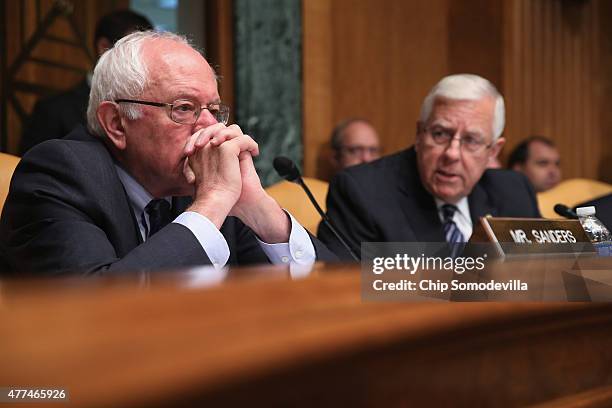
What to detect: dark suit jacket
<box><xmin>318</xmin><ymin>147</ymin><xmax>541</xmax><ymax>260</ymax></box>
<box><xmin>20</xmin><ymin>79</ymin><xmax>90</xmax><ymax>154</ymax></box>
<box><xmin>1</xmin><ymin>127</ymin><xmax>335</xmax><ymax>275</ymax></box>
<box><xmin>575</xmin><ymin>193</ymin><xmax>612</xmax><ymax>232</ymax></box>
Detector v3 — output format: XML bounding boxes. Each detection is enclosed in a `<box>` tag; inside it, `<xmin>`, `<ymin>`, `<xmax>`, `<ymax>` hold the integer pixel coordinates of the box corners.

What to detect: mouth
<box><xmin>434</xmin><ymin>169</ymin><xmax>461</xmax><ymax>183</ymax></box>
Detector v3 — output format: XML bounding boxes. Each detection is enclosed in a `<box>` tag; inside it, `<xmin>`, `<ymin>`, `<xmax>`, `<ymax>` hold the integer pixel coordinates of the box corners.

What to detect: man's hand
<box><xmin>184</xmin><ymin>124</ymin><xmax>258</xmax><ymax>228</ymax></box>
<box><xmin>231</xmin><ymin>153</ymin><xmax>291</xmax><ymax>244</ymax></box>
<box><xmin>183</xmin><ymin>124</ymin><xmax>290</xmax><ymax>242</ymax></box>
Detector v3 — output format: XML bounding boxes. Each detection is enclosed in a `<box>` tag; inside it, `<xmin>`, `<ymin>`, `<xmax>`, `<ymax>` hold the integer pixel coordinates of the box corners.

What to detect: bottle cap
<box><xmin>576</xmin><ymin>206</ymin><xmax>596</xmax><ymax>216</ymax></box>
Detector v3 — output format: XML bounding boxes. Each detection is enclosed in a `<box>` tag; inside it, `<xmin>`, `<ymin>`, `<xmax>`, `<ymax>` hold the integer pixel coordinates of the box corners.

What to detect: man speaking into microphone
<box><xmin>0</xmin><ymin>31</ymin><xmax>335</xmax><ymax>275</ymax></box>
<box><xmin>319</xmin><ymin>74</ymin><xmax>541</xmax><ymax>260</ymax></box>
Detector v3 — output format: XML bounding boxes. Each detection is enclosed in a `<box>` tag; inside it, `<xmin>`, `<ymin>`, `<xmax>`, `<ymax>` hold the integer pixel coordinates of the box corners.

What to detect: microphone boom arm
<box><xmin>272</xmin><ymin>156</ymin><xmax>360</xmax><ymax>261</ymax></box>
<box><xmin>297</xmin><ymin>177</ymin><xmax>360</xmax><ymax>261</ymax></box>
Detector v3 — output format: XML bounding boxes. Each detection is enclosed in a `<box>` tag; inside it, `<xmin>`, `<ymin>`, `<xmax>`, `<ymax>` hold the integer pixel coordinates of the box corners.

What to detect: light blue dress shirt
<box><xmin>434</xmin><ymin>197</ymin><xmax>473</xmax><ymax>241</ymax></box>
<box><xmin>114</xmin><ymin>165</ymin><xmax>316</xmax><ymax>270</ymax></box>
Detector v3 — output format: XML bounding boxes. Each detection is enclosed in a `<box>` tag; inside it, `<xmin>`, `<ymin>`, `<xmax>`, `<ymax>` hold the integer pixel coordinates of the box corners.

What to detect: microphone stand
<box><xmin>296</xmin><ymin>176</ymin><xmax>360</xmax><ymax>261</ymax></box>
<box><xmin>272</xmin><ymin>156</ymin><xmax>360</xmax><ymax>261</ymax></box>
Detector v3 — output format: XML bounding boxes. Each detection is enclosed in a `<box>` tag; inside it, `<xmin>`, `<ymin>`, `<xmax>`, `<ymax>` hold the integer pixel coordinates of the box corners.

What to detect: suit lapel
<box><xmin>396</xmin><ymin>149</ymin><xmax>446</xmax><ymax>242</ymax></box>
<box><xmin>75</xmin><ymin>130</ymin><xmax>145</xmax><ymax>250</ymax></box>
<box><xmin>468</xmin><ymin>182</ymin><xmax>497</xmax><ymax>223</ymax></box>
<box><xmin>397</xmin><ymin>186</ymin><xmax>446</xmax><ymax>242</ymax></box>
<box><xmin>116</xmin><ymin>181</ymin><xmax>144</xmax><ymax>245</ymax></box>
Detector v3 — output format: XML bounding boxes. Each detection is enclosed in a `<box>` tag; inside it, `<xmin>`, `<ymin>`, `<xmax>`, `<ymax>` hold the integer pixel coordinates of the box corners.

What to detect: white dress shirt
<box><xmin>115</xmin><ymin>165</ymin><xmax>316</xmax><ymax>269</ymax></box>
<box><xmin>434</xmin><ymin>197</ymin><xmax>473</xmax><ymax>241</ymax></box>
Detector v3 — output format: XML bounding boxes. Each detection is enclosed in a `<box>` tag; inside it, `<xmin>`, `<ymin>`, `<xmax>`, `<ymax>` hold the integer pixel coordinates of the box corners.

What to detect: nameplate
<box><xmin>470</xmin><ymin>217</ymin><xmax>596</xmax><ymax>258</ymax></box>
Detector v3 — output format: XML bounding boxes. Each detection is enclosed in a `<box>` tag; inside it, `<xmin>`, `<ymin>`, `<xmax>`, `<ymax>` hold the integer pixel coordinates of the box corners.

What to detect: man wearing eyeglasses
<box><xmin>318</xmin><ymin>74</ymin><xmax>540</xmax><ymax>260</ymax></box>
<box><xmin>0</xmin><ymin>31</ymin><xmax>335</xmax><ymax>275</ymax></box>
<box><xmin>330</xmin><ymin>118</ymin><xmax>381</xmax><ymax>171</ymax></box>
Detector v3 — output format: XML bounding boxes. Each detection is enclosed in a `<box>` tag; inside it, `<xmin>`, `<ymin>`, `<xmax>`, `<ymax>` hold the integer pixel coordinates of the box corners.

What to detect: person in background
<box><xmin>20</xmin><ymin>9</ymin><xmax>153</xmax><ymax>154</ymax></box>
<box><xmin>330</xmin><ymin>118</ymin><xmax>381</xmax><ymax>171</ymax></box>
<box><xmin>318</xmin><ymin>74</ymin><xmax>540</xmax><ymax>260</ymax></box>
<box><xmin>508</xmin><ymin>136</ymin><xmax>562</xmax><ymax>193</ymax></box>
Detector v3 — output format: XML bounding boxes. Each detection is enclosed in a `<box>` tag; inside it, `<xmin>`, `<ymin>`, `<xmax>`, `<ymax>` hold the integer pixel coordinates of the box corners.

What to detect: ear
<box><xmin>489</xmin><ymin>136</ymin><xmax>505</xmax><ymax>158</ymax></box>
<box><xmin>97</xmin><ymin>101</ymin><xmax>127</xmax><ymax>150</ymax></box>
<box><xmin>96</xmin><ymin>37</ymin><xmax>112</xmax><ymax>57</ymax></box>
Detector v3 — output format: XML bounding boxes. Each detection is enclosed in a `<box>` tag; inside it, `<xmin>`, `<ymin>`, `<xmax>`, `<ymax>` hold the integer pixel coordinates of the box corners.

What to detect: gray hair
<box><xmin>87</xmin><ymin>30</ymin><xmax>192</xmax><ymax>137</ymax></box>
<box><xmin>419</xmin><ymin>74</ymin><xmax>505</xmax><ymax>140</ymax></box>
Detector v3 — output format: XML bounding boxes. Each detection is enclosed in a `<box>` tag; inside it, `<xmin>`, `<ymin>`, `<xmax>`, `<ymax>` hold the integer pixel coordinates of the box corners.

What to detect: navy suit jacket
<box><xmin>1</xmin><ymin>127</ymin><xmax>335</xmax><ymax>275</ymax></box>
<box><xmin>318</xmin><ymin>147</ymin><xmax>541</xmax><ymax>260</ymax></box>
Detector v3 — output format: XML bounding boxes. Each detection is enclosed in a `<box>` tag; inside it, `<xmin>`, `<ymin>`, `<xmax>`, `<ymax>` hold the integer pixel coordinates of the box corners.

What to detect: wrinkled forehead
<box><xmin>427</xmin><ymin>96</ymin><xmax>495</xmax><ymax>135</ymax></box>
<box><xmin>141</xmin><ymin>38</ymin><xmax>217</xmax><ymax>93</ymax></box>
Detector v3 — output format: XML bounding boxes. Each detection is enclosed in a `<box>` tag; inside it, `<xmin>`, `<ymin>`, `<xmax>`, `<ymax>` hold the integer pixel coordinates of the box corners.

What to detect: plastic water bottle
<box><xmin>576</xmin><ymin>206</ymin><xmax>612</xmax><ymax>256</ymax></box>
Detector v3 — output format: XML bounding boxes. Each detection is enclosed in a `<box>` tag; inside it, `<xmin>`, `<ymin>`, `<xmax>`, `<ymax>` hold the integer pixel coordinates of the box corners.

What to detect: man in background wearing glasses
<box><xmin>1</xmin><ymin>31</ymin><xmax>334</xmax><ymax>275</ymax></box>
<box><xmin>330</xmin><ymin>118</ymin><xmax>381</xmax><ymax>172</ymax></box>
<box><xmin>318</xmin><ymin>74</ymin><xmax>540</xmax><ymax>260</ymax></box>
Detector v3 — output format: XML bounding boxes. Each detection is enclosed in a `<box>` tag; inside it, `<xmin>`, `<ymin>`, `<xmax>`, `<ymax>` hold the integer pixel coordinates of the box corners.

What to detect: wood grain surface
<box><xmin>2</xmin><ymin>261</ymin><xmax>612</xmax><ymax>407</ymax></box>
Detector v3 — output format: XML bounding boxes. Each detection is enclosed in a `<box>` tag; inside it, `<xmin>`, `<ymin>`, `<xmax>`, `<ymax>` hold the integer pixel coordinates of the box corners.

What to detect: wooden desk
<box><xmin>2</xmin><ymin>260</ymin><xmax>612</xmax><ymax>407</ymax></box>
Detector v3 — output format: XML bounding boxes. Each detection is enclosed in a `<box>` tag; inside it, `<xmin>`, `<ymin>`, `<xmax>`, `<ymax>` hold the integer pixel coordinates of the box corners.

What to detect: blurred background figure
<box><xmin>508</xmin><ymin>136</ymin><xmax>562</xmax><ymax>193</ymax></box>
<box><xmin>19</xmin><ymin>9</ymin><xmax>153</xmax><ymax>154</ymax></box>
<box><xmin>330</xmin><ymin>118</ymin><xmax>381</xmax><ymax>172</ymax></box>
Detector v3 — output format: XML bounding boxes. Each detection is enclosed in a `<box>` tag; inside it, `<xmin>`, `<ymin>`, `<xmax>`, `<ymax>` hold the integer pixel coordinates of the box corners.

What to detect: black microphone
<box><xmin>273</xmin><ymin>156</ymin><xmax>301</xmax><ymax>182</ymax></box>
<box><xmin>273</xmin><ymin>156</ymin><xmax>360</xmax><ymax>261</ymax></box>
<box><xmin>554</xmin><ymin>203</ymin><xmax>579</xmax><ymax>219</ymax></box>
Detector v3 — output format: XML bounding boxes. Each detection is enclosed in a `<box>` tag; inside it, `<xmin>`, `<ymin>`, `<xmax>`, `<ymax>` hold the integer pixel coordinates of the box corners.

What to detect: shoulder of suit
<box><xmin>341</xmin><ymin>148</ymin><xmax>413</xmax><ymax>179</ymax></box>
<box><xmin>22</xmin><ymin>127</ymin><xmax>110</xmax><ymax>167</ymax></box>
<box><xmin>481</xmin><ymin>168</ymin><xmax>525</xmax><ymax>181</ymax></box>
<box><xmin>328</xmin><ymin>148</ymin><xmax>416</xmax><ymax>199</ymax></box>
<box><xmin>14</xmin><ymin>129</ymin><xmax>123</xmax><ymax>206</ymax></box>
<box><xmin>578</xmin><ymin>192</ymin><xmax>612</xmax><ymax>208</ymax></box>
<box><xmin>479</xmin><ymin>168</ymin><xmax>531</xmax><ymax>192</ymax></box>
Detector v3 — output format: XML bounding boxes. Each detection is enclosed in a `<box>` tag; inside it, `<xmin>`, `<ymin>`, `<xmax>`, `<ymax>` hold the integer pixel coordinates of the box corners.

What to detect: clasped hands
<box><xmin>182</xmin><ymin>123</ymin><xmax>290</xmax><ymax>243</ymax></box>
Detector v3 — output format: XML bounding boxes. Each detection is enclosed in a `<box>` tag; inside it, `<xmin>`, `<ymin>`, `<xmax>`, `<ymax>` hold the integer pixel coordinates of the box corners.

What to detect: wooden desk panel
<box><xmin>1</xmin><ymin>261</ymin><xmax>612</xmax><ymax>407</ymax></box>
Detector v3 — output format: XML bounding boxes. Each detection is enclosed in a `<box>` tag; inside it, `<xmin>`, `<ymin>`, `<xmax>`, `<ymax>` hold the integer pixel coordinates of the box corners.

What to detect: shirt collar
<box><xmin>114</xmin><ymin>165</ymin><xmax>154</xmax><ymax>217</ymax></box>
<box><xmin>434</xmin><ymin>196</ymin><xmax>470</xmax><ymax>220</ymax></box>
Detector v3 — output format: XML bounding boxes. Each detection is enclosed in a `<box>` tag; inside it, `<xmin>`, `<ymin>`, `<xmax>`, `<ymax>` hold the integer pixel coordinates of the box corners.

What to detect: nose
<box><xmin>362</xmin><ymin>149</ymin><xmax>377</xmax><ymax>162</ymax></box>
<box><xmin>549</xmin><ymin>166</ymin><xmax>561</xmax><ymax>180</ymax></box>
<box><xmin>443</xmin><ymin>135</ymin><xmax>462</xmax><ymax>161</ymax></box>
<box><xmin>192</xmin><ymin>108</ymin><xmax>219</xmax><ymax>133</ymax></box>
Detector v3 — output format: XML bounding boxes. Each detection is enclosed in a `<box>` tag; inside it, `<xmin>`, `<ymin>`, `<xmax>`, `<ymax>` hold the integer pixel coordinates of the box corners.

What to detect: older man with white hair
<box><xmin>318</xmin><ymin>74</ymin><xmax>540</xmax><ymax>260</ymax></box>
<box><xmin>0</xmin><ymin>31</ymin><xmax>335</xmax><ymax>275</ymax></box>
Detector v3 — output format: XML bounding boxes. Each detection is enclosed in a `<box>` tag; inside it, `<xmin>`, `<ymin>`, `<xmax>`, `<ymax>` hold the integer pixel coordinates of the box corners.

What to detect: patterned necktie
<box><xmin>145</xmin><ymin>199</ymin><xmax>172</xmax><ymax>238</ymax></box>
<box><xmin>442</xmin><ymin>204</ymin><xmax>465</xmax><ymax>257</ymax></box>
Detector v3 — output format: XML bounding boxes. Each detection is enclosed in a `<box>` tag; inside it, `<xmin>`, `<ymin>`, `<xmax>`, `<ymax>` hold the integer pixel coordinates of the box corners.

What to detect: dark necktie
<box><xmin>145</xmin><ymin>199</ymin><xmax>172</xmax><ymax>238</ymax></box>
<box><xmin>442</xmin><ymin>204</ymin><xmax>465</xmax><ymax>257</ymax></box>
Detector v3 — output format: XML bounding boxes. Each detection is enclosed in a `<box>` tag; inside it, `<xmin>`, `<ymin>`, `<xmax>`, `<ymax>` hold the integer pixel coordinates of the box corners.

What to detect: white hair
<box><xmin>419</xmin><ymin>74</ymin><xmax>505</xmax><ymax>140</ymax></box>
<box><xmin>87</xmin><ymin>30</ymin><xmax>192</xmax><ymax>137</ymax></box>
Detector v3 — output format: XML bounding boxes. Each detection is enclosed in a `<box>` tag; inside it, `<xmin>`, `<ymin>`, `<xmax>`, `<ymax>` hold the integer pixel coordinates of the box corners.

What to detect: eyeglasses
<box><xmin>423</xmin><ymin>126</ymin><xmax>492</xmax><ymax>154</ymax></box>
<box><xmin>115</xmin><ymin>99</ymin><xmax>230</xmax><ymax>125</ymax></box>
